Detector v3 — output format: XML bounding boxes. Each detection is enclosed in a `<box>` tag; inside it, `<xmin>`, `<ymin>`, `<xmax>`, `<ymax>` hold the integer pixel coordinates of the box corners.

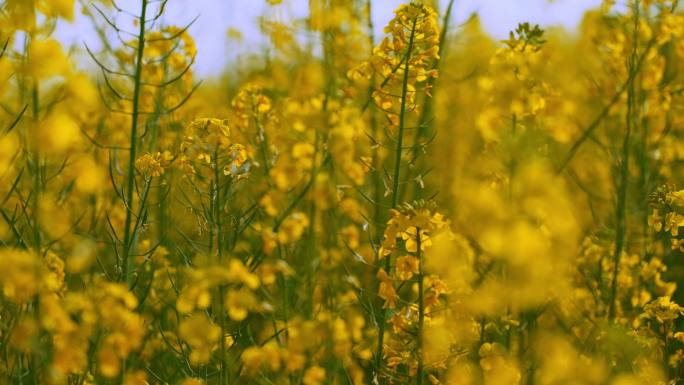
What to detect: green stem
<box><xmin>416</xmin><ymin>227</ymin><xmax>424</xmax><ymax>385</ymax></box>
<box><xmin>391</xmin><ymin>22</ymin><xmax>417</xmax><ymax>210</ymax></box>
<box><xmin>252</xmin><ymin>103</ymin><xmax>270</xmax><ymax>177</ymax></box>
<box><xmin>214</xmin><ymin>149</ymin><xmax>223</xmax><ymax>258</ymax></box>
<box><xmin>409</xmin><ymin>0</ymin><xmax>455</xmax><ymax>201</ymax></box>
<box><xmin>121</xmin><ymin>0</ymin><xmax>148</xmax><ymax>285</ymax></box>
<box><xmin>609</xmin><ymin>0</ymin><xmax>639</xmax><ymax>321</ymax></box>
<box><xmin>214</xmin><ymin>148</ymin><xmax>228</xmax><ymax>384</ymax></box>
<box><xmin>31</xmin><ymin>81</ymin><xmax>42</xmax><ymax>252</ymax></box>
<box><xmin>365</xmin><ymin>0</ymin><xmax>384</xmax><ymax>241</ymax></box>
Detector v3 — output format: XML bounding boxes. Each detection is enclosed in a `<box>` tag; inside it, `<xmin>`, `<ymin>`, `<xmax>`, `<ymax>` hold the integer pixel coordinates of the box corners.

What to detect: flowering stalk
<box><xmin>362</xmin><ymin>4</ymin><xmax>440</xmax><ymax>380</ymax></box>
<box><xmin>374</xmin><ymin>17</ymin><xmax>417</xmax><ymax>380</ymax></box>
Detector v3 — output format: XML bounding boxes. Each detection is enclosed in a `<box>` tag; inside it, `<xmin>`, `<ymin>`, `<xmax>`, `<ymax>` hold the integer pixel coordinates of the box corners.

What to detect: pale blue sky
<box><xmin>55</xmin><ymin>0</ymin><xmax>603</xmax><ymax>77</ymax></box>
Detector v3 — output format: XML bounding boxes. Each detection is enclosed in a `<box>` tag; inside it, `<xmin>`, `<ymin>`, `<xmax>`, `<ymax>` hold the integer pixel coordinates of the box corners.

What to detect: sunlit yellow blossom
<box><xmin>303</xmin><ymin>365</ymin><xmax>326</xmax><ymax>385</ymax></box>
<box><xmin>179</xmin><ymin>313</ymin><xmax>221</xmax><ymax>365</ymax></box>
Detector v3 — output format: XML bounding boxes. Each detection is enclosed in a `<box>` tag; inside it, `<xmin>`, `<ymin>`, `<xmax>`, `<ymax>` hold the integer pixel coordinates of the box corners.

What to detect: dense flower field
<box><xmin>1</xmin><ymin>0</ymin><xmax>684</xmax><ymax>384</ymax></box>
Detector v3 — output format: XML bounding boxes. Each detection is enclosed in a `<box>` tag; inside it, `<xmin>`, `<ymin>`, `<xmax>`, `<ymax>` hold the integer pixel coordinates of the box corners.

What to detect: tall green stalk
<box><xmin>214</xmin><ymin>148</ymin><xmax>229</xmax><ymax>385</ymax></box>
<box><xmin>416</xmin><ymin>227</ymin><xmax>424</xmax><ymax>385</ymax></box>
<box><xmin>121</xmin><ymin>0</ymin><xmax>148</xmax><ymax>285</ymax></box>
<box><xmin>609</xmin><ymin>0</ymin><xmax>639</xmax><ymax>321</ymax></box>
<box><xmin>366</xmin><ymin>0</ymin><xmax>383</xmax><ymax>240</ymax></box>
<box><xmin>410</xmin><ymin>0</ymin><xmax>455</xmax><ymax>202</ymax></box>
